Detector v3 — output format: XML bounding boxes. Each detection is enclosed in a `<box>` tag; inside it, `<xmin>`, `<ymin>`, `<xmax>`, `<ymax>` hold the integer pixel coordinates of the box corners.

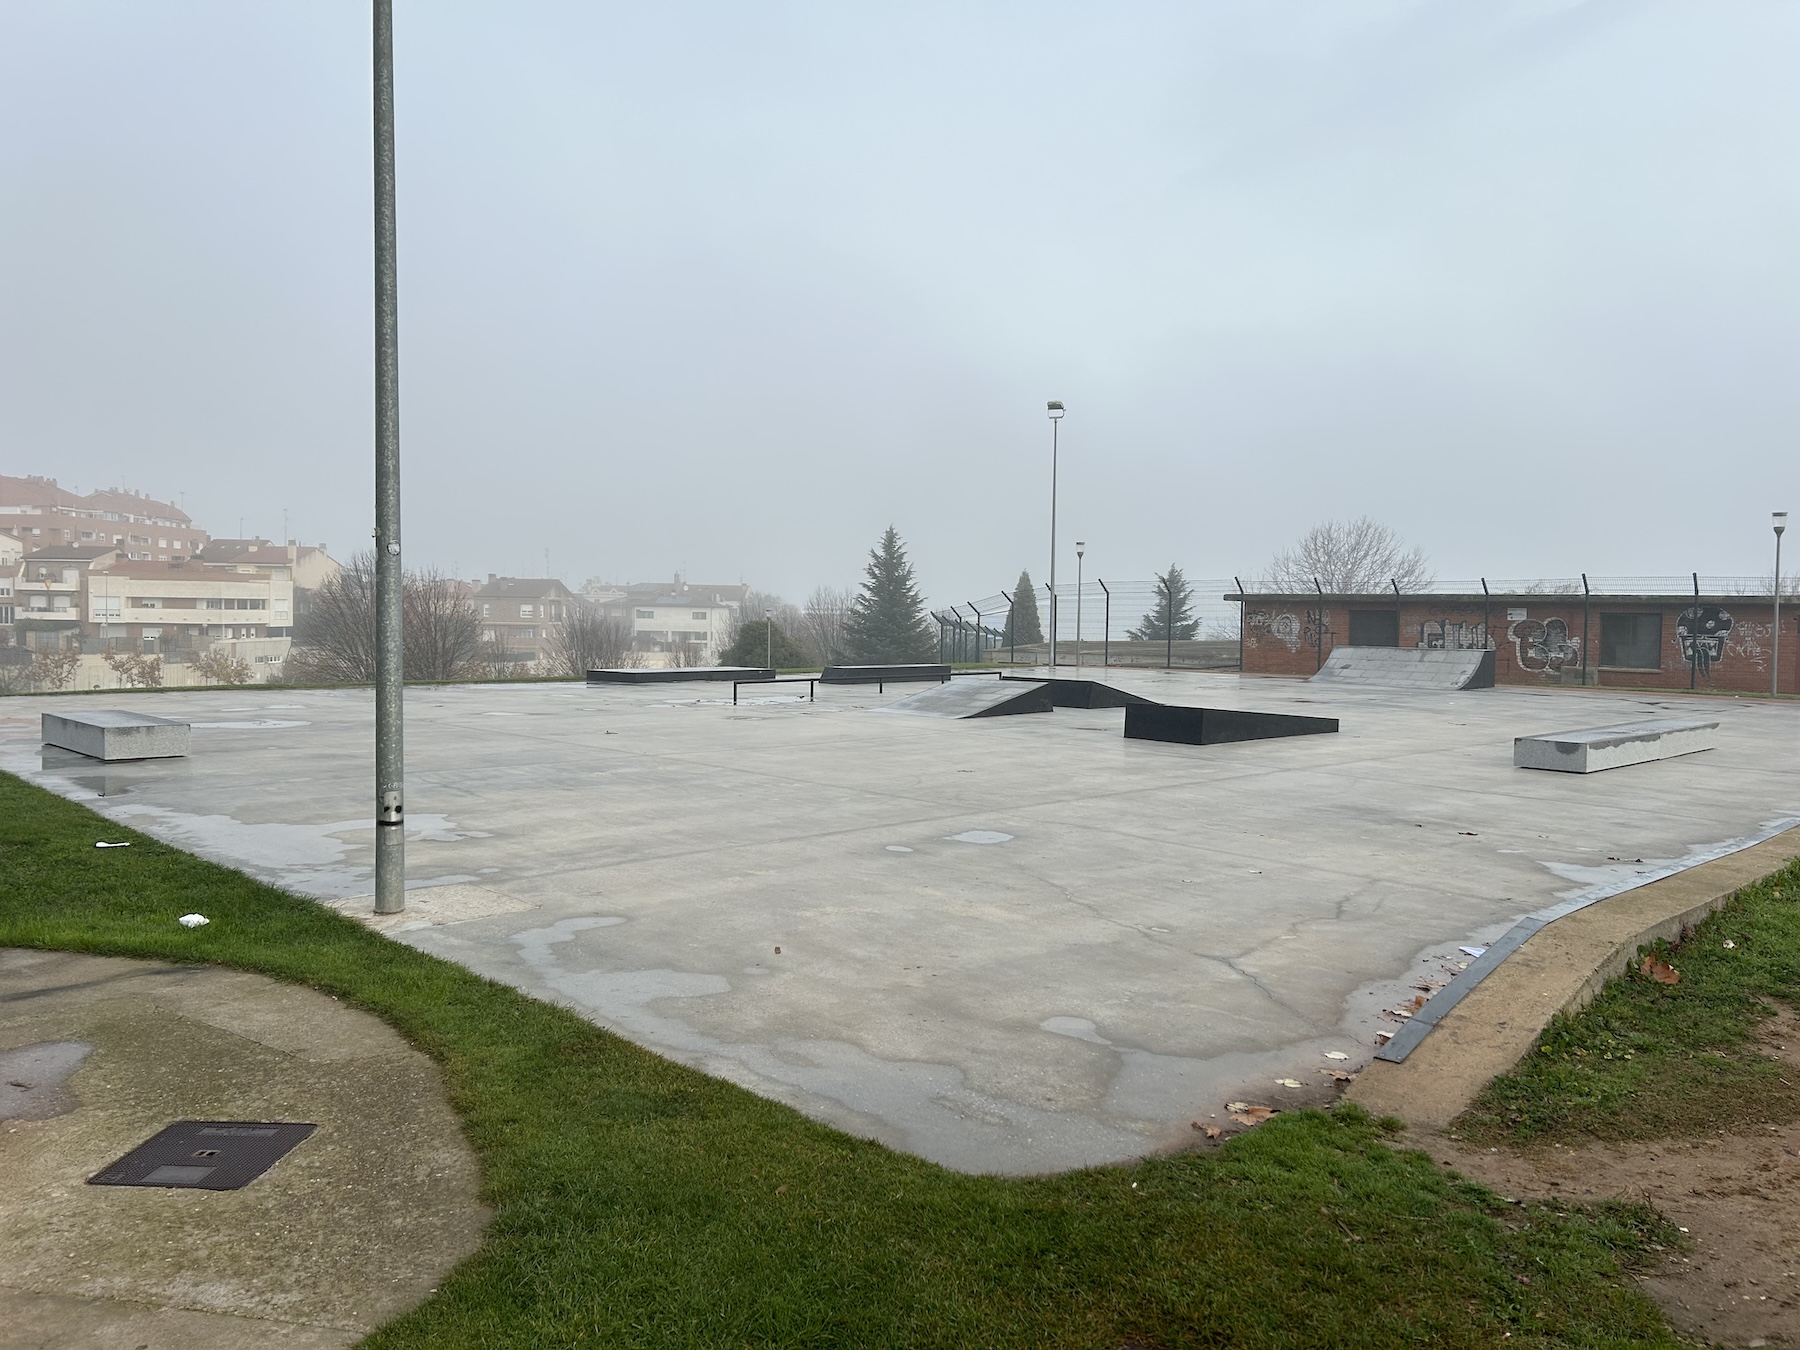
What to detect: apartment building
<box><xmin>0</xmin><ymin>475</ymin><xmax>208</xmax><ymax>560</ymax></box>
<box><xmin>607</xmin><ymin>579</ymin><xmax>748</xmax><ymax>662</ymax></box>
<box><xmin>474</xmin><ymin>576</ymin><xmax>581</xmax><ymax>665</ymax></box>
<box><xmin>199</xmin><ymin>539</ymin><xmax>340</xmax><ymax>595</ymax></box>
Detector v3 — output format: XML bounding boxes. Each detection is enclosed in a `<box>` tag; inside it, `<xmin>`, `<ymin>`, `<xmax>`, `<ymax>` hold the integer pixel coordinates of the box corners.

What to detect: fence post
<box><xmin>1691</xmin><ymin>571</ymin><xmax>1700</xmax><ymax>689</ymax></box>
<box><xmin>1044</xmin><ymin>583</ymin><xmax>1055</xmax><ymax>668</ymax></box>
<box><xmin>1098</xmin><ymin>579</ymin><xmax>1110</xmax><ymax>669</ymax></box>
<box><xmin>1481</xmin><ymin>577</ymin><xmax>1491</xmax><ymax>654</ymax></box>
<box><xmin>1001</xmin><ymin>590</ymin><xmax>1015</xmax><ymax>665</ymax></box>
<box><xmin>1391</xmin><ymin>578</ymin><xmax>1402</xmax><ymax>648</ymax></box>
<box><xmin>1165</xmin><ymin>581</ymin><xmax>1173</xmax><ymax>670</ymax></box>
<box><xmin>1581</xmin><ymin>574</ymin><xmax>1591</xmax><ymax>687</ymax></box>
<box><xmin>1233</xmin><ymin>576</ymin><xmax>1245</xmax><ymax>674</ymax></box>
<box><xmin>1313</xmin><ymin>577</ymin><xmax>1324</xmax><ymax>671</ymax></box>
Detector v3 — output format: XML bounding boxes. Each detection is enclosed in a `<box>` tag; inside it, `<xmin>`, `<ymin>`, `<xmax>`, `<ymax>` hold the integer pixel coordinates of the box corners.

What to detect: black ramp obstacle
<box><xmin>821</xmin><ymin>664</ymin><xmax>952</xmax><ymax>684</ymax></box>
<box><xmin>589</xmin><ymin>667</ymin><xmax>774</xmax><ymax>684</ymax></box>
<box><xmin>1124</xmin><ymin>704</ymin><xmax>1339</xmax><ymax>745</ymax></box>
<box><xmin>998</xmin><ymin>676</ymin><xmax>1155</xmax><ymax>709</ymax></box>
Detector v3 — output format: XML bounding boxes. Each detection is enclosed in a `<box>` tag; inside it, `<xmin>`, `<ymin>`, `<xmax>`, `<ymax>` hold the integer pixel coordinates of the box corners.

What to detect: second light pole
<box><xmin>1046</xmin><ymin>400</ymin><xmax>1064</xmax><ymax>668</ymax></box>
<box><xmin>1075</xmin><ymin>541</ymin><xmax>1086</xmax><ymax>671</ymax></box>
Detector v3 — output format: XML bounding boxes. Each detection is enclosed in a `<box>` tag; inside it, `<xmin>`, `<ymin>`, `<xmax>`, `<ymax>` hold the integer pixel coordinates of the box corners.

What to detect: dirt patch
<box><xmin>1426</xmin><ymin>1014</ymin><xmax>1800</xmax><ymax>1347</ymax></box>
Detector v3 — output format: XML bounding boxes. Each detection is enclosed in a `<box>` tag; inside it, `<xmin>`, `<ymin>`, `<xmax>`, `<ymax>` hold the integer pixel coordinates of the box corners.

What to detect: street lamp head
<box><xmin>1076</xmin><ymin>541</ymin><xmax>1086</xmax><ymax>558</ymax></box>
<box><xmin>1776</xmin><ymin>511</ymin><xmax>1788</xmax><ymax>537</ymax></box>
<box><xmin>1046</xmin><ymin>401</ymin><xmax>1065</xmax><ymax>420</ymax></box>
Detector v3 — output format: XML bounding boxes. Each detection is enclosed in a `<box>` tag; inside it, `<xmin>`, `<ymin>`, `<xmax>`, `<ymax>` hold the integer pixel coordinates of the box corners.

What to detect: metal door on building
<box><xmin>1348</xmin><ymin>610</ymin><xmax>1400</xmax><ymax>647</ymax></box>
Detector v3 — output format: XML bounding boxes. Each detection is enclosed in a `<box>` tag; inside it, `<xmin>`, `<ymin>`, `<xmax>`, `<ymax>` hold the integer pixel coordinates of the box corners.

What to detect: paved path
<box><xmin>0</xmin><ymin>950</ymin><xmax>486</xmax><ymax>1349</ymax></box>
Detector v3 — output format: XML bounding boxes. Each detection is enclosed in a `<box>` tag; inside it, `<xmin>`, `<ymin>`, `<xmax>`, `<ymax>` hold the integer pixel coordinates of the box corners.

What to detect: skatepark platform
<box><xmin>999</xmin><ymin>676</ymin><xmax>1155</xmax><ymax>709</ymax></box>
<box><xmin>1514</xmin><ymin>717</ymin><xmax>1718</xmax><ymax>773</ymax></box>
<box><xmin>1123</xmin><ymin>703</ymin><xmax>1340</xmax><ymax>746</ymax></box>
<box><xmin>40</xmin><ymin>711</ymin><xmax>189</xmax><ymax>761</ymax></box>
<box><xmin>1310</xmin><ymin>646</ymin><xmax>1496</xmax><ymax>691</ymax></box>
<box><xmin>875</xmin><ymin>679</ymin><xmax>1053</xmax><ymax>719</ymax></box>
<box><xmin>821</xmin><ymin>664</ymin><xmax>952</xmax><ymax>685</ymax></box>
<box><xmin>588</xmin><ymin>666</ymin><xmax>774</xmax><ymax>684</ymax></box>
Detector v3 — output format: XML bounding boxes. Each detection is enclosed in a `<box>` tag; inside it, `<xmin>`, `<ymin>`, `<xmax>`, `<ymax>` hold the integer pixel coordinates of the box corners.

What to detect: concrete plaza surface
<box><xmin>2</xmin><ymin>673</ymin><xmax>1795</xmax><ymax>1174</ymax></box>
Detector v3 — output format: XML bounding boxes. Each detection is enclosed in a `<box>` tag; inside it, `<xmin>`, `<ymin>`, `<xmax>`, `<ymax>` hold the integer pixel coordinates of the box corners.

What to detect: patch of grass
<box><xmin>0</xmin><ymin>771</ymin><xmax>1680</xmax><ymax>1348</ymax></box>
<box><xmin>1460</xmin><ymin>861</ymin><xmax>1800</xmax><ymax>1146</ymax></box>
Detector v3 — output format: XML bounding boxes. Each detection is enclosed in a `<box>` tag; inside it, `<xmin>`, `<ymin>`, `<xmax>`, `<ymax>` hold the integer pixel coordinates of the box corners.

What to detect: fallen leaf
<box><xmin>1640</xmin><ymin>955</ymin><xmax>1681</xmax><ymax>985</ymax></box>
<box><xmin>775</xmin><ymin>1184</ymin><xmax>788</xmax><ymax>1196</ymax></box>
<box><xmin>1459</xmin><ymin>946</ymin><xmax>1487</xmax><ymax>958</ymax></box>
<box><xmin>1407</xmin><ymin>994</ymin><xmax>1428</xmax><ymax>1012</ymax></box>
<box><xmin>1229</xmin><ymin>1106</ymin><xmax>1276</xmax><ymax>1127</ymax></box>
<box><xmin>1323</xmin><ymin>1050</ymin><xmax>1350</xmax><ymax>1061</ymax></box>
<box><xmin>1374</xmin><ymin>1031</ymin><xmax>1393</xmax><ymax>1045</ymax></box>
<box><xmin>1201</xmin><ymin>1124</ymin><xmax>1222</xmax><ymax>1140</ymax></box>
<box><xmin>1321</xmin><ymin>1068</ymin><xmax>1353</xmax><ymax>1082</ymax></box>
<box><xmin>1225</xmin><ymin>1100</ymin><xmax>1249</xmax><ymax>1113</ymax></box>
<box><xmin>1275</xmin><ymin>1078</ymin><xmax>1303</xmax><ymax>1089</ymax></box>
<box><xmin>1458</xmin><ymin>831</ymin><xmax>1478</xmax><ymax>837</ymax></box>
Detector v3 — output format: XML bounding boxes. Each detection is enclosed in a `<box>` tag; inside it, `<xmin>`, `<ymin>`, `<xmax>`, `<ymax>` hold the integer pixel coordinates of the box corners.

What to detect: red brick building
<box><xmin>1228</xmin><ymin>588</ymin><xmax>1796</xmax><ymax>695</ymax></box>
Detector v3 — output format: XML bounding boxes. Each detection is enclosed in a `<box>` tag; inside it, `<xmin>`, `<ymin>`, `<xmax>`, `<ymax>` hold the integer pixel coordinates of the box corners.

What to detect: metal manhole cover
<box><xmin>88</xmin><ymin>1120</ymin><xmax>317</xmax><ymax>1190</ymax></box>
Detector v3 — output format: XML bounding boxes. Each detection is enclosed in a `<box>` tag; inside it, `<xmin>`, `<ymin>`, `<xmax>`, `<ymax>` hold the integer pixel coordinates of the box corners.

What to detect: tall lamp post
<box><xmin>1046</xmin><ymin>401</ymin><xmax>1064</xmax><ymax>668</ymax></box>
<box><xmin>372</xmin><ymin>0</ymin><xmax>405</xmax><ymax>915</ymax></box>
<box><xmin>1074</xmin><ymin>542</ymin><xmax>1086</xmax><ymax>671</ymax></box>
<box><xmin>1775</xmin><ymin>511</ymin><xmax>1788</xmax><ymax>699</ymax></box>
<box><xmin>764</xmin><ymin>608</ymin><xmax>773</xmax><ymax>671</ymax></box>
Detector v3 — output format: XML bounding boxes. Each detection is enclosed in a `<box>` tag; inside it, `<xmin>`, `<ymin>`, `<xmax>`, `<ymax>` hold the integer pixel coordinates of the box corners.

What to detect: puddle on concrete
<box><xmin>0</xmin><ymin>1041</ymin><xmax>93</xmax><ymax>1121</ymax></box>
<box><xmin>945</xmin><ymin>831</ymin><xmax>1013</xmax><ymax>845</ymax></box>
<box><xmin>190</xmin><ymin>720</ymin><xmax>310</xmax><ymax>730</ymax></box>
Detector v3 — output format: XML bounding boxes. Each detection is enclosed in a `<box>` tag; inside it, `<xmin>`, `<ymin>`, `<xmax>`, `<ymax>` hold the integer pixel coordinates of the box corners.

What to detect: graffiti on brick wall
<box><xmin>1302</xmin><ymin>609</ymin><xmax>1333</xmax><ymax>650</ymax></box>
<box><xmin>1246</xmin><ymin>609</ymin><xmax>1305</xmax><ymax>652</ymax></box>
<box><xmin>1676</xmin><ymin>605</ymin><xmax>1732</xmax><ymax>677</ymax></box>
<box><xmin>1510</xmin><ymin>618</ymin><xmax>1579</xmax><ymax>674</ymax></box>
<box><xmin>1419</xmin><ymin>620</ymin><xmax>1487</xmax><ymax>651</ymax></box>
<box><xmin>1724</xmin><ymin>619</ymin><xmax>1775</xmax><ymax>667</ymax></box>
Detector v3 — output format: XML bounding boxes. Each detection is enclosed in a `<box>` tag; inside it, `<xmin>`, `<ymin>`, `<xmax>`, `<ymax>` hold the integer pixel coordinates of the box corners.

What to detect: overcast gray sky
<box><xmin>3</xmin><ymin>1</ymin><xmax>1795</xmax><ymax>601</ymax></box>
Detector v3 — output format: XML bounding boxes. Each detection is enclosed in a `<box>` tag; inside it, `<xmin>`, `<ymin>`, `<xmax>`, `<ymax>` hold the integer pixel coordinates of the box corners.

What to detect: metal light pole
<box><xmin>765</xmin><ymin>608</ymin><xmax>772</xmax><ymax>671</ymax></box>
<box><xmin>1776</xmin><ymin>511</ymin><xmax>1788</xmax><ymax>698</ymax></box>
<box><xmin>372</xmin><ymin>0</ymin><xmax>405</xmax><ymax>914</ymax></box>
<box><xmin>1074</xmin><ymin>542</ymin><xmax>1085</xmax><ymax>671</ymax></box>
<box><xmin>1046</xmin><ymin>401</ymin><xmax>1064</xmax><ymax>668</ymax></box>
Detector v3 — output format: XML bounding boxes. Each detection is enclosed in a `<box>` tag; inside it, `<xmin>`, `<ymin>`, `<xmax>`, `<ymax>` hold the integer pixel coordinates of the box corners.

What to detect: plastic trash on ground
<box><xmin>177</xmin><ymin>914</ymin><xmax>209</xmax><ymax>929</ymax></box>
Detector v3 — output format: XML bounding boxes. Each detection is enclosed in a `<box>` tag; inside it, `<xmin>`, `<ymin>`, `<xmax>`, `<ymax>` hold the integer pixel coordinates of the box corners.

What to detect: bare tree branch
<box><xmin>1264</xmin><ymin>518</ymin><xmax>1433</xmax><ymax>593</ymax></box>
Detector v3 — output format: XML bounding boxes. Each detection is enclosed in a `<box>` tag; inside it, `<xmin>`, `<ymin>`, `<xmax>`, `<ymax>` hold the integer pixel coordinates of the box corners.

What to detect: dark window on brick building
<box><xmin>1600</xmin><ymin>613</ymin><xmax>1662</xmax><ymax>669</ymax></box>
<box><xmin>1348</xmin><ymin>610</ymin><xmax>1399</xmax><ymax>647</ymax></box>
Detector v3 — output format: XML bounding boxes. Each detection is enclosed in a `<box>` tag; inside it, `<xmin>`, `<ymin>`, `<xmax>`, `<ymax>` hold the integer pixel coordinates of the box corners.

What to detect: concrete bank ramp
<box><xmin>999</xmin><ymin>676</ymin><xmax>1155</xmax><ymax>709</ymax></box>
<box><xmin>874</xmin><ymin>679</ymin><xmax>1053</xmax><ymax>719</ymax></box>
<box><xmin>1311</xmin><ymin>646</ymin><xmax>1495</xmax><ymax>691</ymax></box>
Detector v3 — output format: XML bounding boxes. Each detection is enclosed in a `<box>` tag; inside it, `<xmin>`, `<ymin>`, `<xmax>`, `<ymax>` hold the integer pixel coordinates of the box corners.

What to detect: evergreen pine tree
<box><xmin>1127</xmin><ymin>565</ymin><xmax>1200</xmax><ymax>641</ymax></box>
<box><xmin>1000</xmin><ymin>570</ymin><xmax>1044</xmax><ymax>647</ymax></box>
<box><xmin>842</xmin><ymin>527</ymin><xmax>936</xmax><ymax>663</ymax></box>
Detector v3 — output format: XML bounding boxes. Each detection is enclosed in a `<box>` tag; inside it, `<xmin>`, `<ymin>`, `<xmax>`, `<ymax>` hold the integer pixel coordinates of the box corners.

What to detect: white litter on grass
<box><xmin>1723</xmin><ymin>940</ymin><xmax>1737</xmax><ymax>950</ymax></box>
<box><xmin>95</xmin><ymin>841</ymin><xmax>130</xmax><ymax>849</ymax></box>
<box><xmin>1323</xmin><ymin>1051</ymin><xmax>1350</xmax><ymax>1061</ymax></box>
<box><xmin>177</xmin><ymin>914</ymin><xmax>209</xmax><ymax>929</ymax></box>
<box><xmin>1459</xmin><ymin>945</ymin><xmax>1487</xmax><ymax>958</ymax></box>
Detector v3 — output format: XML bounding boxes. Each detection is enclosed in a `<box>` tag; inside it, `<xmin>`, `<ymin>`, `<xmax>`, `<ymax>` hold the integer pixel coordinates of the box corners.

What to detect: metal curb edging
<box><xmin>1375</xmin><ymin>815</ymin><xmax>1800</xmax><ymax>1063</ymax></box>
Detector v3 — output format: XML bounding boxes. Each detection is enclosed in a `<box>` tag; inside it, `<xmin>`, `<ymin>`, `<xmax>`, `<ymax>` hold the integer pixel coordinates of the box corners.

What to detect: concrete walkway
<box><xmin>0</xmin><ymin>950</ymin><xmax>486</xmax><ymax>1349</ymax></box>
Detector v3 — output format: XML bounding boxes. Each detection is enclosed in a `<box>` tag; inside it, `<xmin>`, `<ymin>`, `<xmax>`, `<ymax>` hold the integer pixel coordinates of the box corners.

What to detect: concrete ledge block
<box><xmin>1514</xmin><ymin>717</ymin><xmax>1717</xmax><ymax>773</ymax></box>
<box><xmin>42</xmin><ymin>710</ymin><xmax>190</xmax><ymax>762</ymax></box>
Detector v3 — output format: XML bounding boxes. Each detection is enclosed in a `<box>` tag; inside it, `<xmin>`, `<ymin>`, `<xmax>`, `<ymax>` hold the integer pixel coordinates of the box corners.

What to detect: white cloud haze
<box><xmin>3</xmin><ymin>1</ymin><xmax>1795</xmax><ymax>600</ymax></box>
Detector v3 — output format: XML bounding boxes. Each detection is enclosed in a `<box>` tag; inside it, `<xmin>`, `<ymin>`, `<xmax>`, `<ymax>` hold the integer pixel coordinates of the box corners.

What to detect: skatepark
<box><xmin>2</xmin><ymin>667</ymin><xmax>1794</xmax><ymax>1174</ymax></box>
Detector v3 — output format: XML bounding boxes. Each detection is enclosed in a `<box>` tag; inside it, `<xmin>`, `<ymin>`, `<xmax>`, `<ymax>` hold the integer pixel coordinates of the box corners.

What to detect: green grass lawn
<box><xmin>0</xmin><ymin>770</ymin><xmax>1681</xmax><ymax>1348</ymax></box>
<box><xmin>1459</xmin><ymin>861</ymin><xmax>1800</xmax><ymax>1147</ymax></box>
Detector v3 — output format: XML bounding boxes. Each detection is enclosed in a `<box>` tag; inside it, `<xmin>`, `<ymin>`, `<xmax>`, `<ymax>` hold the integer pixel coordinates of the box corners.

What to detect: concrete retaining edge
<box><xmin>1348</xmin><ymin>823</ymin><xmax>1800</xmax><ymax>1130</ymax></box>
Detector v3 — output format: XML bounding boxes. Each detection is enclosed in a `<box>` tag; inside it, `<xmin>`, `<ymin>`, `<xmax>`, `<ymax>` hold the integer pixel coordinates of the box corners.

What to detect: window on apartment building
<box><xmin>482</xmin><ymin>603</ymin><xmax>490</xmax><ymax>618</ymax></box>
<box><xmin>519</xmin><ymin>604</ymin><xmax>534</xmax><ymax>618</ymax></box>
<box><xmin>517</xmin><ymin>627</ymin><xmax>536</xmax><ymax>639</ymax></box>
<box><xmin>692</xmin><ymin>611</ymin><xmax>707</xmax><ymax>620</ymax></box>
<box><xmin>1600</xmin><ymin>613</ymin><xmax>1662</xmax><ymax>669</ymax></box>
<box><xmin>636</xmin><ymin>609</ymin><xmax>655</xmax><ymax>619</ymax></box>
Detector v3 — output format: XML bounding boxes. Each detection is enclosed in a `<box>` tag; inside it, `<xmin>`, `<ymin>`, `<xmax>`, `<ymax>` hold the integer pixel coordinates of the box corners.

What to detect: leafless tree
<box><xmin>104</xmin><ymin>650</ymin><xmax>163</xmax><ymax>687</ymax></box>
<box><xmin>735</xmin><ymin>590</ymin><xmax>802</xmax><ymax>646</ymax></box>
<box><xmin>545</xmin><ymin>601</ymin><xmax>636</xmax><ymax>676</ymax></box>
<box><xmin>286</xmin><ymin>553</ymin><xmax>482</xmax><ymax>683</ymax></box>
<box><xmin>796</xmin><ymin>585</ymin><xmax>854</xmax><ymax>666</ymax></box>
<box><xmin>406</xmin><ymin>568</ymin><xmax>483</xmax><ymax>679</ymax></box>
<box><xmin>1265</xmin><ymin>518</ymin><xmax>1433</xmax><ymax>593</ymax></box>
<box><xmin>190</xmin><ymin>649</ymin><xmax>254</xmax><ymax>685</ymax></box>
<box><xmin>30</xmin><ymin>648</ymin><xmax>80</xmax><ymax>691</ymax></box>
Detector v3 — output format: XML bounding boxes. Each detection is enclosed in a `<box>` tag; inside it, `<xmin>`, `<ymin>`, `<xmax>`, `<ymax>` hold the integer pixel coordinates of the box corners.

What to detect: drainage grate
<box><xmin>88</xmin><ymin>1120</ymin><xmax>317</xmax><ymax>1190</ymax></box>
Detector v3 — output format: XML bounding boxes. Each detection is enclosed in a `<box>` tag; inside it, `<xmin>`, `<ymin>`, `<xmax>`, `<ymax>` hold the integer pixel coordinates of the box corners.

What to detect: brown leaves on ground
<box><xmin>1640</xmin><ymin>955</ymin><xmax>1681</xmax><ymax>985</ymax></box>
